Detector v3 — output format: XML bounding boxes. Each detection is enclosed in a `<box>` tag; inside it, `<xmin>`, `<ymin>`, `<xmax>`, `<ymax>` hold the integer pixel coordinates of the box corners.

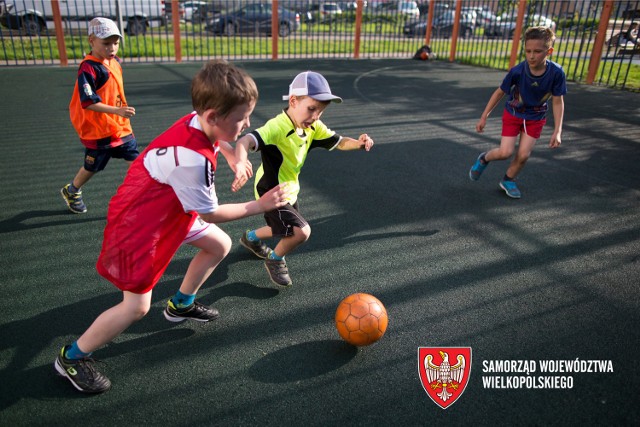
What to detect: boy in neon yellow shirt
<box><xmin>233</xmin><ymin>71</ymin><xmax>374</xmax><ymax>287</ymax></box>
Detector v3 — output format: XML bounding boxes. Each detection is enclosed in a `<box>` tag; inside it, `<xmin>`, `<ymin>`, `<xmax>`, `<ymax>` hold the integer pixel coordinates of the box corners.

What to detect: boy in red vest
<box><xmin>62</xmin><ymin>17</ymin><xmax>138</xmax><ymax>214</ymax></box>
<box><xmin>54</xmin><ymin>60</ymin><xmax>288</xmax><ymax>394</ymax></box>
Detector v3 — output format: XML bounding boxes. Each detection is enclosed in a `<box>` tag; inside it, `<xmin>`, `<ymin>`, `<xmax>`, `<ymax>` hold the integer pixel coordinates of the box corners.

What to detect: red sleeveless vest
<box><xmin>96</xmin><ymin>113</ymin><xmax>219</xmax><ymax>294</ymax></box>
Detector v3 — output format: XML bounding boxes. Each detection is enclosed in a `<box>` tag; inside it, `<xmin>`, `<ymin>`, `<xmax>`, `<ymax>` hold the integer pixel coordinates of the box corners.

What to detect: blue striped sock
<box><xmin>247</xmin><ymin>230</ymin><xmax>259</xmax><ymax>242</ymax></box>
<box><xmin>65</xmin><ymin>341</ymin><xmax>92</xmax><ymax>360</ymax></box>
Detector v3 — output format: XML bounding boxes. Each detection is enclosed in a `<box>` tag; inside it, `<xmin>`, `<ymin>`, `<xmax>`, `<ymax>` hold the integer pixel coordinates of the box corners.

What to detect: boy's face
<box><xmin>288</xmin><ymin>96</ymin><xmax>329</xmax><ymax>129</ymax></box>
<box><xmin>211</xmin><ymin>101</ymin><xmax>255</xmax><ymax>142</ymax></box>
<box><xmin>524</xmin><ymin>38</ymin><xmax>553</xmax><ymax>71</ymax></box>
<box><xmin>89</xmin><ymin>35</ymin><xmax>121</xmax><ymax>61</ymax></box>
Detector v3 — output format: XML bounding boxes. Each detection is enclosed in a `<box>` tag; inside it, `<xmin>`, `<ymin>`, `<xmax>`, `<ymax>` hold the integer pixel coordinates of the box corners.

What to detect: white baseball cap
<box><xmin>283</xmin><ymin>71</ymin><xmax>342</xmax><ymax>103</ymax></box>
<box><xmin>88</xmin><ymin>17</ymin><xmax>122</xmax><ymax>39</ymax></box>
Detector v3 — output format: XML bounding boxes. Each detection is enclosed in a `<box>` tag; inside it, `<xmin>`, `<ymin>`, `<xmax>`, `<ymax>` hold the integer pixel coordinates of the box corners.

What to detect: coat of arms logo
<box><xmin>418</xmin><ymin>347</ymin><xmax>472</xmax><ymax>409</ymax></box>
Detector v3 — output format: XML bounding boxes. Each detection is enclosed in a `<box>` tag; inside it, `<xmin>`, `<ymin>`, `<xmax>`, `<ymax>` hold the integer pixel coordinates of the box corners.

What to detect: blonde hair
<box><xmin>191</xmin><ymin>60</ymin><xmax>258</xmax><ymax>116</ymax></box>
<box><xmin>524</xmin><ymin>26</ymin><xmax>556</xmax><ymax>48</ymax></box>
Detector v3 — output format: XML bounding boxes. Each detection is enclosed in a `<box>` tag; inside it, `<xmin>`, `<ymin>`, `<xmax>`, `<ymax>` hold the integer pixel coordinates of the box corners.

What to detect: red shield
<box><xmin>418</xmin><ymin>347</ymin><xmax>472</xmax><ymax>409</ymax></box>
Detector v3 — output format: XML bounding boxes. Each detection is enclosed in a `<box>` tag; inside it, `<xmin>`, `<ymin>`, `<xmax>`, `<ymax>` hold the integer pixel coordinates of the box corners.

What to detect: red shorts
<box><xmin>501</xmin><ymin>110</ymin><xmax>546</xmax><ymax>139</ymax></box>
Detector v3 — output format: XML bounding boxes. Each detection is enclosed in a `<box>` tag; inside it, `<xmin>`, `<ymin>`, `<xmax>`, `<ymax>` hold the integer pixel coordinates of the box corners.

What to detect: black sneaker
<box><xmin>239</xmin><ymin>230</ymin><xmax>271</xmax><ymax>259</ymax></box>
<box><xmin>61</xmin><ymin>184</ymin><xmax>87</xmax><ymax>214</ymax></box>
<box><xmin>54</xmin><ymin>346</ymin><xmax>111</xmax><ymax>393</ymax></box>
<box><xmin>164</xmin><ymin>300</ymin><xmax>220</xmax><ymax>323</ymax></box>
<box><xmin>264</xmin><ymin>257</ymin><xmax>293</xmax><ymax>287</ymax></box>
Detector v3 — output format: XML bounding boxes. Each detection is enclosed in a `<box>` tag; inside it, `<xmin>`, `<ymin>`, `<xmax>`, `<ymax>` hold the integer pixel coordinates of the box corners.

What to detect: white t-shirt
<box><xmin>143</xmin><ymin>115</ymin><xmax>219</xmax><ymax>215</ymax></box>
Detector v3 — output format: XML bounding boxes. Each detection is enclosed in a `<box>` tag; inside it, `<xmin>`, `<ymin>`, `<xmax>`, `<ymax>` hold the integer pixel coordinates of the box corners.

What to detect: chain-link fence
<box><xmin>1</xmin><ymin>0</ymin><xmax>639</xmax><ymax>91</ymax></box>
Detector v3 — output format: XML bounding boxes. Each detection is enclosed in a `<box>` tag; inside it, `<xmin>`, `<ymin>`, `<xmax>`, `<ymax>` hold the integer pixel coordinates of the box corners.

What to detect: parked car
<box><xmin>164</xmin><ymin>1</ymin><xmax>186</xmax><ymax>23</ymax></box>
<box><xmin>484</xmin><ymin>13</ymin><xmax>556</xmax><ymax>38</ymax></box>
<box><xmin>183</xmin><ymin>1</ymin><xmax>208</xmax><ymax>22</ymax></box>
<box><xmin>191</xmin><ymin>4</ymin><xmax>219</xmax><ymax>24</ymax></box>
<box><xmin>403</xmin><ymin>10</ymin><xmax>475</xmax><ymax>39</ymax></box>
<box><xmin>0</xmin><ymin>0</ymin><xmax>165</xmax><ymax>35</ymax></box>
<box><xmin>417</xmin><ymin>2</ymin><xmax>448</xmax><ymax>19</ymax></box>
<box><xmin>398</xmin><ymin>1</ymin><xmax>419</xmax><ymax>18</ymax></box>
<box><xmin>461</xmin><ymin>6</ymin><xmax>496</xmax><ymax>28</ymax></box>
<box><xmin>319</xmin><ymin>2</ymin><xmax>342</xmax><ymax>23</ymax></box>
<box><xmin>205</xmin><ymin>3</ymin><xmax>300</xmax><ymax>37</ymax></box>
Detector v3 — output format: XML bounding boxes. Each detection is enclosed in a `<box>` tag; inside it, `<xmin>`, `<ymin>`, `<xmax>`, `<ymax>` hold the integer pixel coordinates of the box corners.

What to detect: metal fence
<box><xmin>1</xmin><ymin>0</ymin><xmax>639</xmax><ymax>91</ymax></box>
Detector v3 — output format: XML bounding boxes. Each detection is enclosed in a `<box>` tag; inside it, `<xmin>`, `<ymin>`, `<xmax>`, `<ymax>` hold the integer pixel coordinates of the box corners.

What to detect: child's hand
<box><xmin>549</xmin><ymin>132</ymin><xmax>562</xmax><ymax>149</ymax></box>
<box><xmin>226</xmin><ymin>156</ymin><xmax>252</xmax><ymax>175</ymax></box>
<box><xmin>359</xmin><ymin>134</ymin><xmax>374</xmax><ymax>151</ymax></box>
<box><xmin>118</xmin><ymin>106</ymin><xmax>136</xmax><ymax>118</ymax></box>
<box><xmin>231</xmin><ymin>160</ymin><xmax>253</xmax><ymax>193</ymax></box>
<box><xmin>476</xmin><ymin>117</ymin><xmax>487</xmax><ymax>133</ymax></box>
<box><xmin>258</xmin><ymin>184</ymin><xmax>289</xmax><ymax>211</ymax></box>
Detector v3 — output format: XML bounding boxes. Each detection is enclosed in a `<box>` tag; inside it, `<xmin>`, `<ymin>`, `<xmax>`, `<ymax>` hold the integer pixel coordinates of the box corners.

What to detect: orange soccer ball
<box><xmin>335</xmin><ymin>293</ymin><xmax>388</xmax><ymax>346</ymax></box>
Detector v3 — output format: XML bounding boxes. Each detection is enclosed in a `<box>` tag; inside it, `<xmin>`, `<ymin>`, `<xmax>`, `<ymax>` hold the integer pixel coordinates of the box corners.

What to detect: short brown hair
<box><xmin>191</xmin><ymin>60</ymin><xmax>258</xmax><ymax>116</ymax></box>
<box><xmin>524</xmin><ymin>26</ymin><xmax>556</xmax><ymax>48</ymax></box>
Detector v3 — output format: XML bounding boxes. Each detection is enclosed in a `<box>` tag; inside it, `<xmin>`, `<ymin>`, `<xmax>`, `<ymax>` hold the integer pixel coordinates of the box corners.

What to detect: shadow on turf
<box><xmin>248</xmin><ymin>339</ymin><xmax>358</xmax><ymax>383</ymax></box>
<box><xmin>0</xmin><ymin>210</ymin><xmax>105</xmax><ymax>233</ymax></box>
<box><xmin>0</xmin><ymin>282</ymin><xmax>197</xmax><ymax>409</ymax></box>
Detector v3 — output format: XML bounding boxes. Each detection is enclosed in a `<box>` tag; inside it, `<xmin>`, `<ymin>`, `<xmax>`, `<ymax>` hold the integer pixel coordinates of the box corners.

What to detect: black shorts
<box><xmin>264</xmin><ymin>202</ymin><xmax>309</xmax><ymax>237</ymax></box>
<box><xmin>84</xmin><ymin>138</ymin><xmax>139</xmax><ymax>172</ymax></box>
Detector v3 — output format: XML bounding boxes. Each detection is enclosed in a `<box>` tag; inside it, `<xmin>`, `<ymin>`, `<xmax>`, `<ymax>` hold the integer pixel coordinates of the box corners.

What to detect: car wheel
<box><xmin>278</xmin><ymin>22</ymin><xmax>291</xmax><ymax>37</ymax></box>
<box><xmin>22</xmin><ymin>15</ymin><xmax>42</xmax><ymax>36</ymax></box>
<box><xmin>224</xmin><ymin>22</ymin><xmax>235</xmax><ymax>36</ymax></box>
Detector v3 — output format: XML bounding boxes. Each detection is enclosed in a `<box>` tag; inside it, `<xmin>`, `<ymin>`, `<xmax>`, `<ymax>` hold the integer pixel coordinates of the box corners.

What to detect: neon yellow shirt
<box><xmin>250</xmin><ymin>110</ymin><xmax>340</xmax><ymax>204</ymax></box>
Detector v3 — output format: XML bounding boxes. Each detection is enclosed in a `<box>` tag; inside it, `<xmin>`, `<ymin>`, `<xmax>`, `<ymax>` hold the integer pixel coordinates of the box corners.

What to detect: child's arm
<box><xmin>199</xmin><ymin>185</ymin><xmax>287</xmax><ymax>224</ymax></box>
<box><xmin>549</xmin><ymin>95</ymin><xmax>564</xmax><ymax>148</ymax></box>
<box><xmin>231</xmin><ymin>134</ymin><xmax>257</xmax><ymax>192</ymax></box>
<box><xmin>336</xmin><ymin>134</ymin><xmax>374</xmax><ymax>151</ymax></box>
<box><xmin>86</xmin><ymin>102</ymin><xmax>136</xmax><ymax>119</ymax></box>
<box><xmin>476</xmin><ymin>88</ymin><xmax>505</xmax><ymax>133</ymax></box>
<box><xmin>219</xmin><ymin>140</ymin><xmax>253</xmax><ymax>176</ymax></box>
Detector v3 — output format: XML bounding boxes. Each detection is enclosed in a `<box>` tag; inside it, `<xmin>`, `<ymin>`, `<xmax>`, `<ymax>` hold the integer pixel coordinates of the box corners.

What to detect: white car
<box><xmin>398</xmin><ymin>1</ymin><xmax>419</xmax><ymax>18</ymax></box>
<box><xmin>0</xmin><ymin>0</ymin><xmax>165</xmax><ymax>35</ymax></box>
<box><xmin>183</xmin><ymin>1</ymin><xmax>208</xmax><ymax>22</ymax></box>
<box><xmin>320</xmin><ymin>2</ymin><xmax>342</xmax><ymax>22</ymax></box>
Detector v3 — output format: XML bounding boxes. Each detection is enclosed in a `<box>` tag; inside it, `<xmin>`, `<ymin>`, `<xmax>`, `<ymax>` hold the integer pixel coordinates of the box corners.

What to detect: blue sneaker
<box><xmin>499</xmin><ymin>180</ymin><xmax>521</xmax><ymax>199</ymax></box>
<box><xmin>469</xmin><ymin>153</ymin><xmax>487</xmax><ymax>181</ymax></box>
<box><xmin>61</xmin><ymin>184</ymin><xmax>87</xmax><ymax>214</ymax></box>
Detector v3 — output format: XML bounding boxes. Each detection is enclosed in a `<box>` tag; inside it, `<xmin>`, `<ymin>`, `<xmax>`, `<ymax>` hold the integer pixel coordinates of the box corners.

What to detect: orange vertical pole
<box><xmin>508</xmin><ymin>0</ymin><xmax>527</xmax><ymax>69</ymax></box>
<box><xmin>272</xmin><ymin>0</ymin><xmax>279</xmax><ymax>60</ymax></box>
<box><xmin>424</xmin><ymin>0</ymin><xmax>435</xmax><ymax>45</ymax></box>
<box><xmin>171</xmin><ymin>0</ymin><xmax>182</xmax><ymax>63</ymax></box>
<box><xmin>353</xmin><ymin>0</ymin><xmax>364</xmax><ymax>58</ymax></box>
<box><xmin>449</xmin><ymin>0</ymin><xmax>462</xmax><ymax>62</ymax></box>
<box><xmin>51</xmin><ymin>0</ymin><xmax>68</xmax><ymax>66</ymax></box>
<box><xmin>587</xmin><ymin>0</ymin><xmax>614</xmax><ymax>84</ymax></box>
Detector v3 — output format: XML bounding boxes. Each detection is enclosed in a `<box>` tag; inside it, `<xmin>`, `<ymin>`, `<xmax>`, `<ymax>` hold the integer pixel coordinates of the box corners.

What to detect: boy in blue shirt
<box><xmin>469</xmin><ymin>26</ymin><xmax>566</xmax><ymax>198</ymax></box>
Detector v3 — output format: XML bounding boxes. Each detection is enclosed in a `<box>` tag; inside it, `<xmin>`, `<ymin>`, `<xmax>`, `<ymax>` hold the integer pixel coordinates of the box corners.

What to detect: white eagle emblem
<box><xmin>424</xmin><ymin>351</ymin><xmax>466</xmax><ymax>402</ymax></box>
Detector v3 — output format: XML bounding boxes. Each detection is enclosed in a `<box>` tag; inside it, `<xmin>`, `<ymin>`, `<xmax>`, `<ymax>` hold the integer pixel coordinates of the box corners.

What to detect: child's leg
<box><xmin>71</xmin><ymin>166</ymin><xmax>96</xmax><ymax>189</ymax></box>
<box><xmin>179</xmin><ymin>224</ymin><xmax>232</xmax><ymax>295</ymax></box>
<box><xmin>55</xmin><ymin>290</ymin><xmax>151</xmax><ymax>393</ymax></box>
<box><xmin>484</xmin><ymin>135</ymin><xmax>518</xmax><ymax>162</ymax></box>
<box><xmin>165</xmin><ymin>226</ymin><xmax>229</xmax><ymax>322</ymax></box>
<box><xmin>505</xmin><ymin>133</ymin><xmax>537</xmax><ymax>179</ymax></box>
<box><xmin>76</xmin><ymin>290</ymin><xmax>153</xmax><ymax>354</ymax></box>
<box><xmin>272</xmin><ymin>225</ymin><xmax>310</xmax><ymax>258</ymax></box>
<box><xmin>253</xmin><ymin>225</ymin><xmax>274</xmax><ymax>241</ymax></box>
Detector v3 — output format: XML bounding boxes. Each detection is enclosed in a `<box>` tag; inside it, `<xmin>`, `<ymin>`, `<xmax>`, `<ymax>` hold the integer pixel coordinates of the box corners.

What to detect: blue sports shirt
<box><xmin>500</xmin><ymin>59</ymin><xmax>567</xmax><ymax>121</ymax></box>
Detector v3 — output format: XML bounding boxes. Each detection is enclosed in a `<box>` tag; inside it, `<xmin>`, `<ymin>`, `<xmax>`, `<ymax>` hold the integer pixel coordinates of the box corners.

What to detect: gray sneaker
<box><xmin>264</xmin><ymin>256</ymin><xmax>292</xmax><ymax>287</ymax></box>
<box><xmin>240</xmin><ymin>230</ymin><xmax>271</xmax><ymax>259</ymax></box>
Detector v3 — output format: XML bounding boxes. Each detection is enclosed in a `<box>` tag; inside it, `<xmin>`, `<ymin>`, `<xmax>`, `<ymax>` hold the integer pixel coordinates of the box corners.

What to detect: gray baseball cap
<box><xmin>88</xmin><ymin>17</ymin><xmax>122</xmax><ymax>39</ymax></box>
<box><xmin>282</xmin><ymin>71</ymin><xmax>342</xmax><ymax>103</ymax></box>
